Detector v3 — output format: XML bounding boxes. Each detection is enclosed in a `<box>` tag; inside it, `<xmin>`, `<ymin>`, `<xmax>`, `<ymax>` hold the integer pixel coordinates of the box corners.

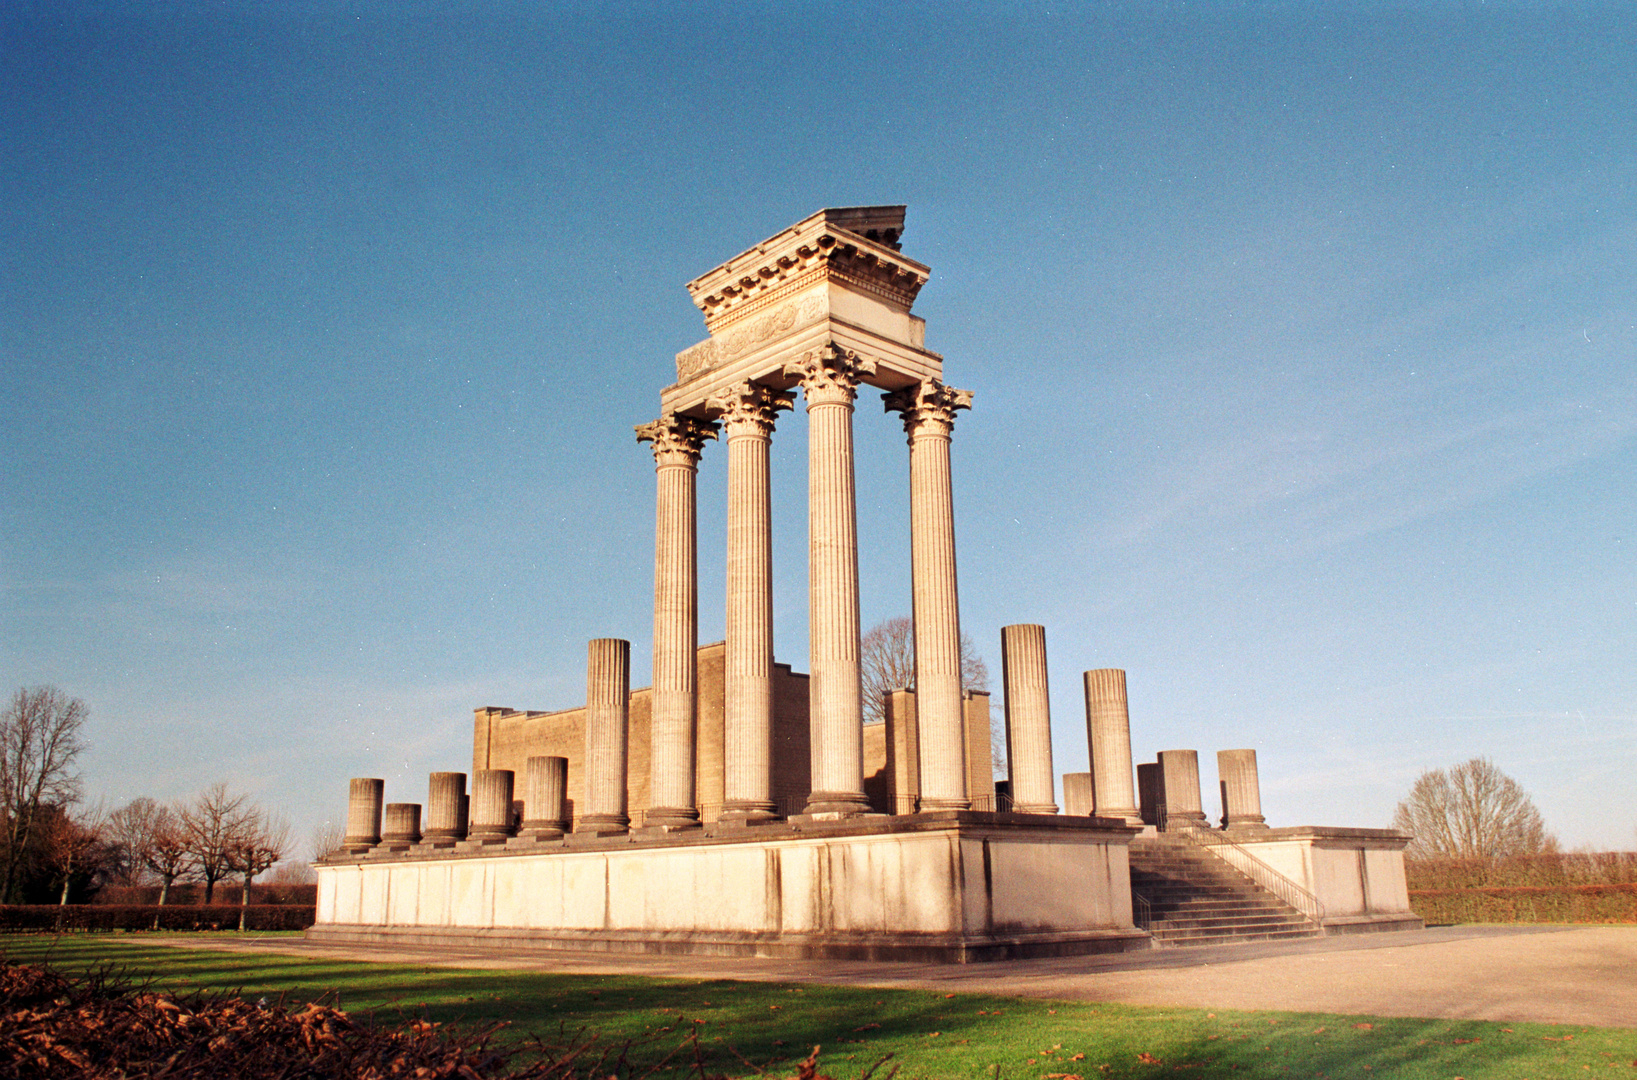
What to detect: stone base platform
<box><xmin>310</xmin><ymin>812</ymin><xmax>1151</xmax><ymax>963</ymax></box>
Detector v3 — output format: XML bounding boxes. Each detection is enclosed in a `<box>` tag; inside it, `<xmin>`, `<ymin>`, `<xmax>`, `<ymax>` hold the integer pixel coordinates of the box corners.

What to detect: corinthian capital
<box><xmin>883</xmin><ymin>380</ymin><xmax>973</xmax><ymax>439</ymax></box>
<box><xmin>706</xmin><ymin>382</ymin><xmax>796</xmax><ymax>439</ymax></box>
<box><xmin>635</xmin><ymin>413</ymin><xmax>718</xmax><ymax>467</ymax></box>
<box><xmin>783</xmin><ymin>342</ymin><xmax>878</xmax><ymax>407</ymax></box>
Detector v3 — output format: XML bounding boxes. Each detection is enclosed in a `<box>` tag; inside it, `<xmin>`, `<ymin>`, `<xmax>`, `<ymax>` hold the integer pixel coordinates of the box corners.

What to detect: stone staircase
<box><xmin>1129</xmin><ymin>834</ymin><xmax>1322</xmax><ymax>947</ymax></box>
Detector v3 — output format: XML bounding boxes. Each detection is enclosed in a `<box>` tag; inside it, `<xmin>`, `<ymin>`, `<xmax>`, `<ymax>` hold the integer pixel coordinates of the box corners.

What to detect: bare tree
<box><xmin>310</xmin><ymin>819</ymin><xmax>344</xmax><ymax>864</ymax></box>
<box><xmin>142</xmin><ymin>803</ymin><xmax>195</xmax><ymax>906</ymax></box>
<box><xmin>1393</xmin><ymin>757</ymin><xmax>1556</xmax><ymax>860</ymax></box>
<box><xmin>180</xmin><ymin>783</ymin><xmax>253</xmax><ymax>903</ymax></box>
<box><xmin>42</xmin><ymin>799</ymin><xmax>110</xmax><ymax>905</ymax></box>
<box><xmin>226</xmin><ymin>809</ymin><xmax>289</xmax><ymax>929</ymax></box>
<box><xmin>0</xmin><ymin>686</ymin><xmax>90</xmax><ymax>902</ymax></box>
<box><xmin>859</xmin><ymin>616</ymin><xmax>991</xmax><ymax>726</ymax></box>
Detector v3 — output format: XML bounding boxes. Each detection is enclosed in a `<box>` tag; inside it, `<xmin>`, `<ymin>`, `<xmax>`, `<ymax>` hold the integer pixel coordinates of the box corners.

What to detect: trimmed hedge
<box><xmin>1409</xmin><ymin>882</ymin><xmax>1637</xmax><ymax>925</ymax></box>
<box><xmin>0</xmin><ymin>904</ymin><xmax>315</xmax><ymax>932</ymax></box>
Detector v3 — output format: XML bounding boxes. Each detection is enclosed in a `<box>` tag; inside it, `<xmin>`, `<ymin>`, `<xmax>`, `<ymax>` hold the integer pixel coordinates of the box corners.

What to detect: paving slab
<box><xmin>157</xmin><ymin>925</ymin><xmax>1636</xmax><ymax>1030</ymax></box>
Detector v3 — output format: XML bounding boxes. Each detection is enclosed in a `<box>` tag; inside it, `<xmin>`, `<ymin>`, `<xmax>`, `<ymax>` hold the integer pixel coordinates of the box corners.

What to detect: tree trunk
<box><xmin>239</xmin><ymin>872</ymin><xmax>251</xmax><ymax>931</ymax></box>
<box><xmin>158</xmin><ymin>875</ymin><xmax>171</xmax><ymax>906</ymax></box>
<box><xmin>58</xmin><ymin>850</ymin><xmax>73</xmax><ymax>906</ymax></box>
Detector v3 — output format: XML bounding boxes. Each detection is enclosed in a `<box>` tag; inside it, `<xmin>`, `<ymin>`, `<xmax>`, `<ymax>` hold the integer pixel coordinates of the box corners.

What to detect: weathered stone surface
<box><xmin>1062</xmin><ymin>772</ymin><xmax>1094</xmax><ymax>817</ymax></box>
<box><xmin>425</xmin><ymin>772</ymin><xmax>467</xmax><ymax>841</ymax></box>
<box><xmin>1001</xmin><ymin>624</ymin><xmax>1057</xmax><ymax>814</ymax></box>
<box><xmin>382</xmin><ymin>802</ymin><xmax>422</xmax><ymax>844</ymax></box>
<box><xmin>581</xmin><ymin>638</ymin><xmax>631</xmax><ymax>832</ymax></box>
<box><xmin>344</xmin><ymin>778</ymin><xmax>384</xmax><ymax>849</ymax></box>
<box><xmin>1218</xmin><ymin>748</ymin><xmax>1269</xmax><ymax>830</ymax></box>
<box><xmin>523</xmin><ymin>756</ymin><xmax>569</xmax><ymax>839</ymax></box>
<box><xmin>1083</xmin><ymin>669</ymin><xmax>1142</xmax><ymax>824</ymax></box>
<box><xmin>470</xmin><ymin>770</ymin><xmax>516</xmax><ymax>838</ymax></box>
<box><xmin>1157</xmin><ymin>750</ymin><xmax>1208</xmax><ymax>831</ymax></box>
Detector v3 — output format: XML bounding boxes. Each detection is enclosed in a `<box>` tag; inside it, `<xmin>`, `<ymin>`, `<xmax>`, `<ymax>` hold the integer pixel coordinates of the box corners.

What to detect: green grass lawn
<box><xmin>5</xmin><ymin>933</ymin><xmax>1633</xmax><ymax>1079</ymax></box>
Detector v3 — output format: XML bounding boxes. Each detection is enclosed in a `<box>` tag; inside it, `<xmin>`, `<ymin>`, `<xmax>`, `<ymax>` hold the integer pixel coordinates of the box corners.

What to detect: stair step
<box><xmin>1129</xmin><ymin>836</ymin><xmax>1320</xmax><ymax>948</ymax></box>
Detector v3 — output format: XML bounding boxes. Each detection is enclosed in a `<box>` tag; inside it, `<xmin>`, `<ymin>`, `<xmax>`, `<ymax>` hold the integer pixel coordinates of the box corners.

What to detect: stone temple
<box><xmin>310</xmin><ymin>206</ymin><xmax>1420</xmax><ymax>961</ymax></box>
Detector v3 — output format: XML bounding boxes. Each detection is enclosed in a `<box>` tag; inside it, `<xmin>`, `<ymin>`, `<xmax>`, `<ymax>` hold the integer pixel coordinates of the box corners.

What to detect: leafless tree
<box><xmin>1394</xmin><ymin>757</ymin><xmax>1556</xmax><ymax>861</ymax></box>
<box><xmin>180</xmin><ymin>783</ymin><xmax>253</xmax><ymax>903</ymax></box>
<box><xmin>109</xmin><ymin>796</ymin><xmax>196</xmax><ymax>903</ymax></box>
<box><xmin>860</xmin><ymin>617</ymin><xmax>997</xmax><ymax>775</ymax></box>
<box><xmin>859</xmin><ymin>616</ymin><xmax>991</xmax><ymax>725</ymax></box>
<box><xmin>0</xmin><ymin>686</ymin><xmax>90</xmax><ymax>902</ymax></box>
<box><xmin>143</xmin><ymin>803</ymin><xmax>196</xmax><ymax>906</ymax></box>
<box><xmin>226</xmin><ymin>809</ymin><xmax>289</xmax><ymax>929</ymax></box>
<box><xmin>310</xmin><ymin>819</ymin><xmax>344</xmax><ymax>863</ymax></box>
<box><xmin>42</xmin><ymin>799</ymin><xmax>110</xmax><ymax>905</ymax></box>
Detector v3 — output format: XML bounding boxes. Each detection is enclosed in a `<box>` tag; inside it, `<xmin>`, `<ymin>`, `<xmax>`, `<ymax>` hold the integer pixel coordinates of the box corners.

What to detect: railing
<box><xmin>1173</xmin><ymin>823</ymin><xmax>1325</xmax><ymax>923</ymax></box>
<box><xmin>1131</xmin><ymin>890</ymin><xmax>1153</xmax><ymax>931</ymax></box>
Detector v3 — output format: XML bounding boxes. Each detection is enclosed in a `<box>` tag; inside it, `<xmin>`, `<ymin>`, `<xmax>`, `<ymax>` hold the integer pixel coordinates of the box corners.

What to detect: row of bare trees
<box><xmin>105</xmin><ymin>786</ymin><xmax>289</xmax><ymax>907</ymax></box>
<box><xmin>3</xmin><ymin>686</ymin><xmax>290</xmax><ymax>911</ymax></box>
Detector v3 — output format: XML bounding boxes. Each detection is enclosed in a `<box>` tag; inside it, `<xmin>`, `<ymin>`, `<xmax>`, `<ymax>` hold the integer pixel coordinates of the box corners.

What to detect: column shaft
<box><xmin>787</xmin><ymin>346</ymin><xmax>875</xmax><ymax>816</ymax></box>
<box><xmin>1217</xmin><ymin>748</ymin><xmax>1268</xmax><ymax>829</ymax></box>
<box><xmin>1158</xmin><ymin>749</ymin><xmax>1207</xmax><ymax>830</ymax></box>
<box><xmin>470</xmin><ymin>769</ymin><xmax>516</xmax><ymax>837</ymax></box>
<box><xmin>888</xmin><ymin>380</ymin><xmax>973</xmax><ymax>811</ymax></box>
<box><xmin>382</xmin><ymin>803</ymin><xmax>422</xmax><ymax>843</ymax></box>
<box><xmin>581</xmin><ymin>637</ymin><xmax>631</xmax><ymax>831</ymax></box>
<box><xmin>710</xmin><ymin>385</ymin><xmax>792</xmax><ymax>821</ymax></box>
<box><xmin>343</xmin><ymin>778</ymin><xmax>383</xmax><ymax>848</ymax></box>
<box><xmin>1001</xmin><ymin>624</ymin><xmax>1058</xmax><ymax>813</ymax></box>
<box><xmin>1083</xmin><ymin>668</ymin><xmax>1143</xmax><ymax>824</ymax></box>
<box><xmin>425</xmin><ymin>772</ymin><xmax>467</xmax><ymax>840</ymax></box>
<box><xmin>637</xmin><ymin>415</ymin><xmax>717</xmax><ymax>828</ymax></box>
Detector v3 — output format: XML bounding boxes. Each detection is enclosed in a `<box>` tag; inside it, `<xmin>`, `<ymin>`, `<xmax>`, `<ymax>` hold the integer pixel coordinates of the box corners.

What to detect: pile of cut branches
<box><xmin>0</xmin><ymin>957</ymin><xmax>600</xmax><ymax>1078</ymax></box>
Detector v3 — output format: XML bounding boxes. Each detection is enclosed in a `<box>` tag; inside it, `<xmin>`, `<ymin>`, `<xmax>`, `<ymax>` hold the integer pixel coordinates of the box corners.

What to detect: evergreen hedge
<box><xmin>0</xmin><ymin>904</ymin><xmax>315</xmax><ymax>932</ymax></box>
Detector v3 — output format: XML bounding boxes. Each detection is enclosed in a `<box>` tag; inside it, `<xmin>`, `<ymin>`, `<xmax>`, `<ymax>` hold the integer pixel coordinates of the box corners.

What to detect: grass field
<box><xmin>4</xmin><ymin>934</ymin><xmax>1633</xmax><ymax>1079</ymax></box>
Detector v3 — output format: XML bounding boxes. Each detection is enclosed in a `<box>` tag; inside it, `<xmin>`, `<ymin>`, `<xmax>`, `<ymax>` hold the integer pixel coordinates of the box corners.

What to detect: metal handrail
<box><xmin>1131</xmin><ymin>890</ymin><xmax>1153</xmax><ymax>931</ymax></box>
<box><xmin>1174</xmin><ymin>824</ymin><xmax>1325</xmax><ymax>923</ymax></box>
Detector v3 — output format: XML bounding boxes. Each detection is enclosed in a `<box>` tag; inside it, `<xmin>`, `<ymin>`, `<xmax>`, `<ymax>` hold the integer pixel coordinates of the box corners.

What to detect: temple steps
<box><xmin>1130</xmin><ymin>834</ymin><xmax>1322</xmax><ymax>948</ymax></box>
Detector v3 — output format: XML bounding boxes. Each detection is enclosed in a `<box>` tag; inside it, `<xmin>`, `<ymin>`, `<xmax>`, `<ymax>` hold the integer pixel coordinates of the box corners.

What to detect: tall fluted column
<box><xmin>886</xmin><ymin>380</ymin><xmax>974</xmax><ymax>811</ymax></box>
<box><xmin>1158</xmin><ymin>749</ymin><xmax>1208</xmax><ymax>830</ymax></box>
<box><xmin>636</xmin><ymin>413</ymin><xmax>718</xmax><ymax>828</ymax></box>
<box><xmin>1000</xmin><ymin>624</ymin><xmax>1058</xmax><ymax>814</ymax></box>
<box><xmin>707</xmin><ymin>383</ymin><xmax>794</xmax><ymax>822</ymax></box>
<box><xmin>785</xmin><ymin>344</ymin><xmax>877</xmax><ymax>816</ymax></box>
<box><xmin>580</xmin><ymin>637</ymin><xmax>631</xmax><ymax>832</ymax></box>
<box><xmin>343</xmin><ymin>778</ymin><xmax>383</xmax><ymax>850</ymax></box>
<box><xmin>1083</xmin><ymin>669</ymin><xmax>1143</xmax><ymax>824</ymax></box>
<box><xmin>1217</xmin><ymin>748</ymin><xmax>1269</xmax><ymax>830</ymax></box>
<box><xmin>425</xmin><ymin>772</ymin><xmax>467</xmax><ymax>841</ymax></box>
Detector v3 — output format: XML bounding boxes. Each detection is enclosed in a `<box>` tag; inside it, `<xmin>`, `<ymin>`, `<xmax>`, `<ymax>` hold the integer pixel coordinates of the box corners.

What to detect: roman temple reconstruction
<box><xmin>310</xmin><ymin>206</ymin><xmax>1420</xmax><ymax>961</ymax></box>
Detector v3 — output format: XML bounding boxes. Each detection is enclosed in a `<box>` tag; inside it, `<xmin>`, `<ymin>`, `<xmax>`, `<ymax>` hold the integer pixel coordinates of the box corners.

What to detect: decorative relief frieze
<box><xmin>884</xmin><ymin>380</ymin><xmax>973</xmax><ymax>439</ymax></box>
<box><xmin>674</xmin><ymin>290</ymin><xmax>828</xmax><ymax>382</ymax></box>
<box><xmin>635</xmin><ymin>413</ymin><xmax>719</xmax><ymax>467</ymax></box>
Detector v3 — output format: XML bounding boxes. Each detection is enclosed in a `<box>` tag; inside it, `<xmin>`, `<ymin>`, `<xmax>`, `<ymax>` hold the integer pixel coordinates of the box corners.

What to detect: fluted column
<box><xmin>886</xmin><ymin>380</ymin><xmax>974</xmax><ymax>811</ymax></box>
<box><xmin>523</xmin><ymin>755</ymin><xmax>570</xmax><ymax>839</ymax></box>
<box><xmin>343</xmin><ymin>778</ymin><xmax>383</xmax><ymax>849</ymax></box>
<box><xmin>636</xmin><ymin>413</ymin><xmax>718</xmax><ymax>828</ymax></box>
<box><xmin>1158</xmin><ymin>749</ymin><xmax>1208</xmax><ymax>830</ymax></box>
<box><xmin>1218</xmin><ymin>748</ymin><xmax>1269</xmax><ymax>830</ymax></box>
<box><xmin>580</xmin><ymin>637</ymin><xmax>631</xmax><ymax>832</ymax></box>
<box><xmin>1000</xmin><ymin>623</ymin><xmax>1058</xmax><ymax>814</ymax></box>
<box><xmin>425</xmin><ymin>772</ymin><xmax>467</xmax><ymax>841</ymax></box>
<box><xmin>382</xmin><ymin>803</ymin><xmax>422</xmax><ymax>844</ymax></box>
<box><xmin>1083</xmin><ymin>669</ymin><xmax>1143</xmax><ymax>824</ymax></box>
<box><xmin>470</xmin><ymin>770</ymin><xmax>516</xmax><ymax>837</ymax></box>
<box><xmin>707</xmin><ymin>383</ymin><xmax>794</xmax><ymax>822</ymax></box>
<box><xmin>785</xmin><ymin>344</ymin><xmax>877</xmax><ymax>816</ymax></box>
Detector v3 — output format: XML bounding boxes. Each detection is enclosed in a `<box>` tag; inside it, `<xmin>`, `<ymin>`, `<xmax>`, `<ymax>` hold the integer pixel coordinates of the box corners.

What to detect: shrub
<box><xmin>1409</xmin><ymin>882</ymin><xmax>1637</xmax><ymax>924</ymax></box>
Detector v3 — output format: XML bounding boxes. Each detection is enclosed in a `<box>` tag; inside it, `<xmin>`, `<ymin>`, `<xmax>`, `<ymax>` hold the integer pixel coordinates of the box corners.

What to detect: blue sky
<box><xmin>4</xmin><ymin>1</ymin><xmax>1633</xmax><ymax>856</ymax></box>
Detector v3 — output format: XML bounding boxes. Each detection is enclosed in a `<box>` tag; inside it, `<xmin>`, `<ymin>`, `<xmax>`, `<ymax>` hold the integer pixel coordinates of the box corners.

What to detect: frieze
<box><xmin>674</xmin><ymin>291</ymin><xmax>828</xmax><ymax>382</ymax></box>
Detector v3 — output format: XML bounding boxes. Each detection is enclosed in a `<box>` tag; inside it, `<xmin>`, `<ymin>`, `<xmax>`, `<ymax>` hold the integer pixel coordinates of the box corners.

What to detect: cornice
<box><xmin>686</xmin><ymin>207</ymin><xmax>930</xmax><ymax>331</ymax></box>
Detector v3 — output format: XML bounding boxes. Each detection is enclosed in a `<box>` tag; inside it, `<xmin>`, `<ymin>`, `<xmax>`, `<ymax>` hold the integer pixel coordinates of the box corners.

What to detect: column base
<box><xmin>1011</xmin><ymin>803</ymin><xmax>1060</xmax><ymax>816</ymax></box>
<box><xmin>918</xmin><ymin>797</ymin><xmax>972</xmax><ymax>812</ymax></box>
<box><xmin>1163</xmin><ymin>811</ymin><xmax>1210</xmax><ymax>832</ymax></box>
<box><xmin>519</xmin><ymin>821</ymin><xmax>567</xmax><ymax>841</ymax></box>
<box><xmin>716</xmin><ymin>801</ymin><xmax>779</xmax><ymax>826</ymax></box>
<box><xmin>1224</xmin><ymin>815</ymin><xmax>1269</xmax><ymax>830</ymax></box>
<box><xmin>575</xmin><ymin>814</ymin><xmax>629</xmax><ymax>835</ymax></box>
<box><xmin>642</xmin><ymin>806</ymin><xmax>701</xmax><ymax>830</ymax></box>
<box><xmin>800</xmin><ymin>791</ymin><xmax>874</xmax><ymax>818</ymax></box>
<box><xmin>423</xmin><ymin>829</ymin><xmax>465</xmax><ymax>842</ymax></box>
<box><xmin>1098</xmin><ymin>806</ymin><xmax>1145</xmax><ymax>827</ymax></box>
